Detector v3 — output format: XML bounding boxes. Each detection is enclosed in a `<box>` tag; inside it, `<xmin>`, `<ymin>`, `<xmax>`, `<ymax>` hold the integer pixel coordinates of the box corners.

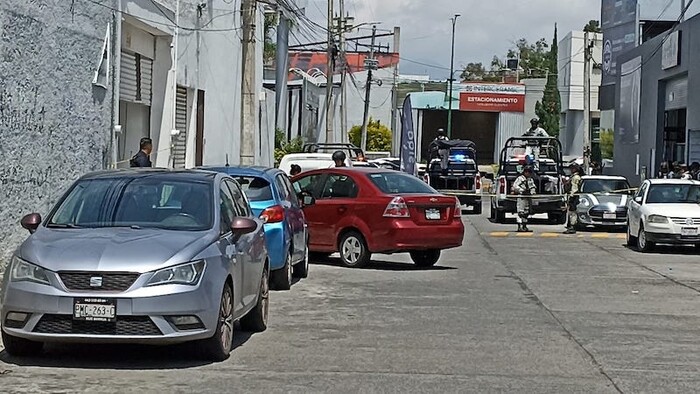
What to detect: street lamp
<box><xmin>447</xmin><ymin>14</ymin><xmax>460</xmax><ymax>139</ymax></box>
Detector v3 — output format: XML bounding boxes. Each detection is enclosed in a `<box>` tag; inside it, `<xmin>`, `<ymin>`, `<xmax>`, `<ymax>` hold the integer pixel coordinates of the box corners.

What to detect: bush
<box><xmin>274</xmin><ymin>129</ymin><xmax>304</xmax><ymax>165</ymax></box>
<box><xmin>600</xmin><ymin>129</ymin><xmax>614</xmax><ymax>159</ymax></box>
<box><xmin>348</xmin><ymin>119</ymin><xmax>392</xmax><ymax>152</ymax></box>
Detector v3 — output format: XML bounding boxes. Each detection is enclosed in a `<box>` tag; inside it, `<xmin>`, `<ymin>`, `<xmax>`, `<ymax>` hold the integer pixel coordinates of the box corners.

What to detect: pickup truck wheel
<box><xmin>489</xmin><ymin>204</ymin><xmax>496</xmax><ymax>220</ymax></box>
<box><xmin>495</xmin><ymin>209</ymin><xmax>506</xmax><ymax>223</ymax></box>
<box><xmin>548</xmin><ymin>212</ymin><xmax>566</xmax><ymax>225</ymax></box>
<box><xmin>473</xmin><ymin>203</ymin><xmax>483</xmax><ymax>215</ymax></box>
<box><xmin>410</xmin><ymin>249</ymin><xmax>441</xmax><ymax>267</ymax></box>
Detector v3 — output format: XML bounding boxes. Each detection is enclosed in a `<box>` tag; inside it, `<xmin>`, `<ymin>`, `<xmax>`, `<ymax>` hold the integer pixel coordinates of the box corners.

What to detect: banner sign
<box><xmin>399</xmin><ymin>96</ymin><xmax>417</xmax><ymax>176</ymax></box>
<box><xmin>618</xmin><ymin>57</ymin><xmax>642</xmax><ymax>144</ymax></box>
<box><xmin>601</xmin><ymin>0</ymin><xmax>638</xmax><ymax>86</ymax></box>
<box><xmin>458</xmin><ymin>83</ymin><xmax>525</xmax><ymax>113</ymax></box>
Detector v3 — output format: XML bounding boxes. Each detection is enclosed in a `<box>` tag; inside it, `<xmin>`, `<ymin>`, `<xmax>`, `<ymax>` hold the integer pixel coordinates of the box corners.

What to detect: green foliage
<box><xmin>599</xmin><ymin>129</ymin><xmax>614</xmax><ymax>159</ymax></box>
<box><xmin>263</xmin><ymin>13</ymin><xmax>278</xmax><ymax>64</ymax></box>
<box><xmin>460</xmin><ymin>61</ymin><xmax>504</xmax><ymax>82</ymax></box>
<box><xmin>274</xmin><ymin>129</ymin><xmax>304</xmax><ymax>165</ymax></box>
<box><xmin>583</xmin><ymin>20</ymin><xmax>602</xmax><ymax>33</ymax></box>
<box><xmin>348</xmin><ymin>119</ymin><xmax>392</xmax><ymax>152</ymax></box>
<box><xmin>507</xmin><ymin>38</ymin><xmax>550</xmax><ymax>78</ymax></box>
<box><xmin>535</xmin><ymin>25</ymin><xmax>561</xmax><ymax>137</ymax></box>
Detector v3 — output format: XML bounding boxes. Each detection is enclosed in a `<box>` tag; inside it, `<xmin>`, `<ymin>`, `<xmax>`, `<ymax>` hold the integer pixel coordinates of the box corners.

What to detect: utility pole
<box><xmin>446</xmin><ymin>14</ymin><xmax>460</xmax><ymax>139</ymax></box>
<box><xmin>171</xmin><ymin>0</ymin><xmax>180</xmax><ymax>169</ymax></box>
<box><xmin>275</xmin><ymin>12</ymin><xmax>290</xmax><ymax>135</ymax></box>
<box><xmin>336</xmin><ymin>0</ymin><xmax>349</xmax><ymax>141</ymax></box>
<box><xmin>240</xmin><ymin>0</ymin><xmax>257</xmax><ymax>165</ymax></box>
<box><xmin>325</xmin><ymin>0</ymin><xmax>335</xmax><ymax>143</ymax></box>
<box><xmin>360</xmin><ymin>25</ymin><xmax>377</xmax><ymax>153</ymax></box>
<box><xmin>391</xmin><ymin>26</ymin><xmax>400</xmax><ymax>155</ymax></box>
<box><xmin>583</xmin><ymin>31</ymin><xmax>592</xmax><ymax>175</ymax></box>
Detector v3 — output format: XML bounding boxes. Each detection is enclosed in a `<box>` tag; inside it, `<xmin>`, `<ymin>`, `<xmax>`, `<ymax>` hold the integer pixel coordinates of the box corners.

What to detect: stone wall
<box><xmin>0</xmin><ymin>1</ymin><xmax>113</xmax><ymax>268</ymax></box>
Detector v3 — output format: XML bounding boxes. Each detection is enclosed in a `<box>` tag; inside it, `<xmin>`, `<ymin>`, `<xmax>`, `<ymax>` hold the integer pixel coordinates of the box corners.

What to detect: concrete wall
<box><xmin>0</xmin><ymin>1</ymin><xmax>113</xmax><ymax>266</ymax></box>
<box><xmin>613</xmin><ymin>14</ymin><xmax>700</xmax><ymax>185</ymax></box>
<box><xmin>522</xmin><ymin>78</ymin><xmax>546</xmax><ymax>131</ymax></box>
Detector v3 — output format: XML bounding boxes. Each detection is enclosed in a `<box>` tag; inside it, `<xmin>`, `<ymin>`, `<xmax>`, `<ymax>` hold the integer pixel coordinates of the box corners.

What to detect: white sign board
<box><xmin>662</xmin><ymin>30</ymin><xmax>680</xmax><ymax>70</ymax></box>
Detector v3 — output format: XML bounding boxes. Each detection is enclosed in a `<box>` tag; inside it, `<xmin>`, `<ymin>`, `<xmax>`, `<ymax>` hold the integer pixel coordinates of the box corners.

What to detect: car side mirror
<box><xmin>302</xmin><ymin>195</ymin><xmax>315</xmax><ymax>207</ymax></box>
<box><xmin>634</xmin><ymin>196</ymin><xmax>643</xmax><ymax>204</ymax></box>
<box><xmin>231</xmin><ymin>217</ymin><xmax>257</xmax><ymax>239</ymax></box>
<box><xmin>21</xmin><ymin>213</ymin><xmax>42</xmax><ymax>234</ymax></box>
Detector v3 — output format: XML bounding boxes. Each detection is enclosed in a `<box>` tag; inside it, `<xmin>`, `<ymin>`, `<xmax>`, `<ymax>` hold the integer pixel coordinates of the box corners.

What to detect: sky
<box><xmin>294</xmin><ymin>0</ymin><xmax>700</xmax><ymax>79</ymax></box>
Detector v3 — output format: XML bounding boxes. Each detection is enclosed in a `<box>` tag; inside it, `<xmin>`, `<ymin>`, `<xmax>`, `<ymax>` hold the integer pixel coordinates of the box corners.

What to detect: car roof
<box><xmin>201</xmin><ymin>165</ymin><xmax>281</xmax><ymax>179</ymax></box>
<box><xmin>281</xmin><ymin>153</ymin><xmax>332</xmax><ymax>160</ymax></box>
<box><xmin>582</xmin><ymin>175</ymin><xmax>628</xmax><ymax>181</ymax></box>
<box><xmin>646</xmin><ymin>178</ymin><xmax>700</xmax><ymax>185</ymax></box>
<box><xmin>80</xmin><ymin>168</ymin><xmax>218</xmax><ymax>182</ymax></box>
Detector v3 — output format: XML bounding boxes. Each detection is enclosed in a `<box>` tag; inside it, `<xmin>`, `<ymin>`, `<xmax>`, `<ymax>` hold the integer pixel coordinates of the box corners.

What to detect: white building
<box><xmin>558</xmin><ymin>31</ymin><xmax>603</xmax><ymax>157</ymax></box>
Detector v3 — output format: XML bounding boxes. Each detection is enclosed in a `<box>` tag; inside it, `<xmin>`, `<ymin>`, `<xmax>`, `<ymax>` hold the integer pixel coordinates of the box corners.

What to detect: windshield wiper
<box><xmin>47</xmin><ymin>223</ymin><xmax>81</xmax><ymax>229</ymax></box>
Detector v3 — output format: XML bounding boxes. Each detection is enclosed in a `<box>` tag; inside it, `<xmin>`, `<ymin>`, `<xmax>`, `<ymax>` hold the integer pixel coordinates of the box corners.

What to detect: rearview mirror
<box><xmin>21</xmin><ymin>213</ymin><xmax>42</xmax><ymax>234</ymax></box>
<box><xmin>302</xmin><ymin>195</ymin><xmax>315</xmax><ymax>207</ymax></box>
<box><xmin>231</xmin><ymin>217</ymin><xmax>257</xmax><ymax>238</ymax></box>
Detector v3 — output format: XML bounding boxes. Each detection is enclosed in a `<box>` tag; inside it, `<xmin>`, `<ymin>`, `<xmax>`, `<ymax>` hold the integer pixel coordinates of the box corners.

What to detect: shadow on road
<box><xmin>0</xmin><ymin>326</ymin><xmax>255</xmax><ymax>370</ymax></box>
<box><xmin>623</xmin><ymin>244</ymin><xmax>700</xmax><ymax>256</ymax></box>
<box><xmin>488</xmin><ymin>217</ymin><xmax>557</xmax><ymax>225</ymax></box>
<box><xmin>311</xmin><ymin>257</ymin><xmax>457</xmax><ymax>272</ymax></box>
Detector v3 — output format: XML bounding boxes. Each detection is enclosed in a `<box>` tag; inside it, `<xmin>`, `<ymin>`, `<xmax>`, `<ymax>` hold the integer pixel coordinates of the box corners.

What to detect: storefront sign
<box><xmin>662</xmin><ymin>30</ymin><xmax>681</xmax><ymax>70</ymax></box>
<box><xmin>458</xmin><ymin>83</ymin><xmax>525</xmax><ymax>112</ymax></box>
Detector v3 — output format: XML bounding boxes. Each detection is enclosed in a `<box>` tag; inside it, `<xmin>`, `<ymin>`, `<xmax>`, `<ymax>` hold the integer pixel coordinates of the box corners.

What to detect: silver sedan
<box><xmin>576</xmin><ymin>176</ymin><xmax>632</xmax><ymax>229</ymax></box>
<box><xmin>1</xmin><ymin>169</ymin><xmax>269</xmax><ymax>361</ymax></box>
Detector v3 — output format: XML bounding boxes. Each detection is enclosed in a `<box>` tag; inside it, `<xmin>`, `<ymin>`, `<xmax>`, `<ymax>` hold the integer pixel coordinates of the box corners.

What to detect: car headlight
<box><xmin>146</xmin><ymin>261</ymin><xmax>206</xmax><ymax>286</ymax></box>
<box><xmin>10</xmin><ymin>256</ymin><xmax>50</xmax><ymax>285</ymax></box>
<box><xmin>647</xmin><ymin>214</ymin><xmax>669</xmax><ymax>224</ymax></box>
<box><xmin>579</xmin><ymin>197</ymin><xmax>591</xmax><ymax>207</ymax></box>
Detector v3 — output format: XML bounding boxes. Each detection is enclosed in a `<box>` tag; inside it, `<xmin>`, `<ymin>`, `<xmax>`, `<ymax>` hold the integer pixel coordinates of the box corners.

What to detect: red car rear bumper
<box><xmin>369</xmin><ymin>220</ymin><xmax>464</xmax><ymax>253</ymax></box>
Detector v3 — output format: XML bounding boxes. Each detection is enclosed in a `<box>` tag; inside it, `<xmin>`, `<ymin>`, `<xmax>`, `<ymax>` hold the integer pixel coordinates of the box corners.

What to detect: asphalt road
<box><xmin>2</xmin><ymin>207</ymin><xmax>700</xmax><ymax>393</ymax></box>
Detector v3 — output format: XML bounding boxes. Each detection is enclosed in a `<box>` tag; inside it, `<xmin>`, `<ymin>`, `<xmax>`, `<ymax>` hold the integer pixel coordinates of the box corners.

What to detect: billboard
<box><xmin>618</xmin><ymin>57</ymin><xmax>642</xmax><ymax>144</ymax></box>
<box><xmin>601</xmin><ymin>0</ymin><xmax>639</xmax><ymax>86</ymax></box>
<box><xmin>458</xmin><ymin>83</ymin><xmax>525</xmax><ymax>113</ymax></box>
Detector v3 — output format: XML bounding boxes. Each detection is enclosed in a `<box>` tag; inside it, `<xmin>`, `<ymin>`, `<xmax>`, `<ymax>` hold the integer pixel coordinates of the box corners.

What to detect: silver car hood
<box><xmin>19</xmin><ymin>227</ymin><xmax>219</xmax><ymax>273</ymax></box>
<box><xmin>584</xmin><ymin>193</ymin><xmax>628</xmax><ymax>206</ymax></box>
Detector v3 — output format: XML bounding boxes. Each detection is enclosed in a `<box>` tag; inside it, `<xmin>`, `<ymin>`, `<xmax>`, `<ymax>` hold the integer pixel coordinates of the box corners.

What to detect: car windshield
<box><xmin>48</xmin><ymin>176</ymin><xmax>214</xmax><ymax>231</ymax></box>
<box><xmin>231</xmin><ymin>176</ymin><xmax>273</xmax><ymax>201</ymax></box>
<box><xmin>646</xmin><ymin>184</ymin><xmax>700</xmax><ymax>204</ymax></box>
<box><xmin>581</xmin><ymin>179</ymin><xmax>630</xmax><ymax>194</ymax></box>
<box><xmin>367</xmin><ymin>172</ymin><xmax>437</xmax><ymax>194</ymax></box>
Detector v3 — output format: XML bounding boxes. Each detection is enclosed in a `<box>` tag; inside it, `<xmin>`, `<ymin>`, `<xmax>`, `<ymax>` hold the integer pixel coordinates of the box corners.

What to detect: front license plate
<box><xmin>603</xmin><ymin>212</ymin><xmax>616</xmax><ymax>220</ymax></box>
<box><xmin>73</xmin><ymin>298</ymin><xmax>116</xmax><ymax>322</ymax></box>
<box><xmin>425</xmin><ymin>209</ymin><xmax>441</xmax><ymax>220</ymax></box>
<box><xmin>681</xmin><ymin>227</ymin><xmax>699</xmax><ymax>237</ymax></box>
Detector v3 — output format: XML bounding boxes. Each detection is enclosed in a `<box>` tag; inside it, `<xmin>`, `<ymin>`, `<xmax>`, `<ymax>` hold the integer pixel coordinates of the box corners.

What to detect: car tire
<box><xmin>310</xmin><ymin>252</ymin><xmax>331</xmax><ymax>261</ymax></box>
<box><xmin>410</xmin><ymin>249</ymin><xmax>441</xmax><ymax>267</ymax></box>
<box><xmin>339</xmin><ymin>231</ymin><xmax>371</xmax><ymax>268</ymax></box>
<box><xmin>626</xmin><ymin>221</ymin><xmax>637</xmax><ymax>247</ymax></box>
<box><xmin>637</xmin><ymin>223</ymin><xmax>655</xmax><ymax>253</ymax></box>
<box><xmin>1</xmin><ymin>330</ymin><xmax>43</xmax><ymax>357</ymax></box>
<box><xmin>240</xmin><ymin>266</ymin><xmax>269</xmax><ymax>333</ymax></box>
<box><xmin>473</xmin><ymin>203</ymin><xmax>482</xmax><ymax>215</ymax></box>
<box><xmin>270</xmin><ymin>251</ymin><xmax>292</xmax><ymax>291</ymax></box>
<box><xmin>293</xmin><ymin>241</ymin><xmax>309</xmax><ymax>279</ymax></box>
<box><xmin>489</xmin><ymin>203</ymin><xmax>496</xmax><ymax>220</ymax></box>
<box><xmin>200</xmin><ymin>282</ymin><xmax>234</xmax><ymax>362</ymax></box>
<box><xmin>548</xmin><ymin>212</ymin><xmax>566</xmax><ymax>225</ymax></box>
<box><xmin>495</xmin><ymin>208</ymin><xmax>506</xmax><ymax>223</ymax></box>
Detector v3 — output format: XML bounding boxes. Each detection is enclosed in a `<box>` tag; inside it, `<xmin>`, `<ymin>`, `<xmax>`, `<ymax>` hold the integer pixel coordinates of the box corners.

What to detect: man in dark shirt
<box><xmin>130</xmin><ymin>137</ymin><xmax>153</xmax><ymax>168</ymax></box>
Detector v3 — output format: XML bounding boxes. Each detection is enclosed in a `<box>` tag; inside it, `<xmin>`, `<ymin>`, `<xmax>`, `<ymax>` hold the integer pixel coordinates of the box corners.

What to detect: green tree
<box><xmin>535</xmin><ymin>24</ymin><xmax>561</xmax><ymax>137</ymax></box>
<box><xmin>507</xmin><ymin>37</ymin><xmax>550</xmax><ymax>78</ymax></box>
<box><xmin>348</xmin><ymin>119</ymin><xmax>392</xmax><ymax>152</ymax></box>
<box><xmin>583</xmin><ymin>20</ymin><xmax>602</xmax><ymax>33</ymax></box>
<box><xmin>460</xmin><ymin>61</ymin><xmax>503</xmax><ymax>82</ymax></box>
<box><xmin>263</xmin><ymin>13</ymin><xmax>278</xmax><ymax>64</ymax></box>
<box><xmin>599</xmin><ymin>129</ymin><xmax>614</xmax><ymax>159</ymax></box>
<box><xmin>274</xmin><ymin>129</ymin><xmax>304</xmax><ymax>165</ymax></box>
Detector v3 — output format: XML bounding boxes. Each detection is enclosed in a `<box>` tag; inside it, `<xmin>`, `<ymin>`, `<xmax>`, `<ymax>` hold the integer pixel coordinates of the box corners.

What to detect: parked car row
<box><xmin>1</xmin><ymin>165</ymin><xmax>465</xmax><ymax>361</ymax></box>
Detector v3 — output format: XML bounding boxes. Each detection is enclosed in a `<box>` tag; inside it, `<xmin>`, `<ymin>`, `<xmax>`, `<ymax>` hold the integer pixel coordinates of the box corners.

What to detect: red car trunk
<box><xmin>402</xmin><ymin>195</ymin><xmax>458</xmax><ymax>225</ymax></box>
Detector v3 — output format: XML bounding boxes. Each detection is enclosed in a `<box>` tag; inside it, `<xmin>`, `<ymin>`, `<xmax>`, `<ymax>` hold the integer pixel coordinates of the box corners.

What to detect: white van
<box><xmin>278</xmin><ymin>153</ymin><xmax>352</xmax><ymax>175</ymax></box>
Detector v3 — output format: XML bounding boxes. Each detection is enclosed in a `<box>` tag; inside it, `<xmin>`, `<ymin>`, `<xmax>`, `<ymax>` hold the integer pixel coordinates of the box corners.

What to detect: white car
<box><xmin>278</xmin><ymin>153</ymin><xmax>351</xmax><ymax>175</ymax></box>
<box><xmin>627</xmin><ymin>179</ymin><xmax>700</xmax><ymax>252</ymax></box>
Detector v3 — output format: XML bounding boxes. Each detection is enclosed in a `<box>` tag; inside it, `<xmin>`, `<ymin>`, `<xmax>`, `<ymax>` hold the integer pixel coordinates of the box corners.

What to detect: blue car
<box><xmin>203</xmin><ymin>166</ymin><xmax>309</xmax><ymax>290</ymax></box>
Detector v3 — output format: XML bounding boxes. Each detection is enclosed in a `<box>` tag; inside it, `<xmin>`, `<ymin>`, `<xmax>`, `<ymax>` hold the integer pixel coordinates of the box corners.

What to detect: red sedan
<box><xmin>291</xmin><ymin>168</ymin><xmax>464</xmax><ymax>268</ymax></box>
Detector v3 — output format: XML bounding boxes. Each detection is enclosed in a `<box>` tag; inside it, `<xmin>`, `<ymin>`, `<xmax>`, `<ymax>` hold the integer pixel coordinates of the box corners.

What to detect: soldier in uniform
<box><xmin>512</xmin><ymin>165</ymin><xmax>536</xmax><ymax>233</ymax></box>
<box><xmin>564</xmin><ymin>163</ymin><xmax>583</xmax><ymax>234</ymax></box>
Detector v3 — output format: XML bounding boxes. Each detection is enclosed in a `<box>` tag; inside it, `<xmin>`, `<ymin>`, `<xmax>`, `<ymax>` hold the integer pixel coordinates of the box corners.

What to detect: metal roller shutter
<box><xmin>120</xmin><ymin>52</ymin><xmax>138</xmax><ymax>102</ymax></box>
<box><xmin>172</xmin><ymin>86</ymin><xmax>188</xmax><ymax>168</ymax></box>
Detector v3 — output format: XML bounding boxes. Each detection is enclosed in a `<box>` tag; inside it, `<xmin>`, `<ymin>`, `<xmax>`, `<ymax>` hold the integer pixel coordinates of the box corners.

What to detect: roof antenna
<box><xmin>225</xmin><ymin>154</ymin><xmax>230</xmax><ymax>167</ymax></box>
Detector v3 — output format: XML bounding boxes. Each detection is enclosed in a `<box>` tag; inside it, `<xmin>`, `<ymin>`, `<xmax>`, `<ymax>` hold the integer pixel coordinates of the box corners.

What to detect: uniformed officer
<box><xmin>512</xmin><ymin>165</ymin><xmax>536</xmax><ymax>233</ymax></box>
<box><xmin>564</xmin><ymin>163</ymin><xmax>583</xmax><ymax>234</ymax></box>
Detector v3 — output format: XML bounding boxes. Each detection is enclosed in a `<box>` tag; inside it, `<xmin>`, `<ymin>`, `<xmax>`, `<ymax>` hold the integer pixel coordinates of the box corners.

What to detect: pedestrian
<box><xmin>356</xmin><ymin>152</ymin><xmax>367</xmax><ymax>162</ymax></box>
<box><xmin>331</xmin><ymin>150</ymin><xmax>347</xmax><ymax>167</ymax></box>
<box><xmin>679</xmin><ymin>163</ymin><xmax>692</xmax><ymax>180</ymax></box>
<box><xmin>289</xmin><ymin>164</ymin><xmax>302</xmax><ymax>176</ymax></box>
<box><xmin>658</xmin><ymin>161</ymin><xmax>669</xmax><ymax>179</ymax></box>
<box><xmin>668</xmin><ymin>161</ymin><xmax>678</xmax><ymax>179</ymax></box>
<box><xmin>690</xmin><ymin>162</ymin><xmax>700</xmax><ymax>180</ymax></box>
<box><xmin>564</xmin><ymin>163</ymin><xmax>583</xmax><ymax>235</ymax></box>
<box><xmin>129</xmin><ymin>137</ymin><xmax>153</xmax><ymax>168</ymax></box>
<box><xmin>523</xmin><ymin>118</ymin><xmax>550</xmax><ymax>137</ymax></box>
<box><xmin>512</xmin><ymin>165</ymin><xmax>536</xmax><ymax>233</ymax></box>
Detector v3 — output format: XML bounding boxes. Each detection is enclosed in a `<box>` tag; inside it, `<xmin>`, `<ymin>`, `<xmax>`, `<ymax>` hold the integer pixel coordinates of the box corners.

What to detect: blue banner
<box><xmin>399</xmin><ymin>95</ymin><xmax>417</xmax><ymax>176</ymax></box>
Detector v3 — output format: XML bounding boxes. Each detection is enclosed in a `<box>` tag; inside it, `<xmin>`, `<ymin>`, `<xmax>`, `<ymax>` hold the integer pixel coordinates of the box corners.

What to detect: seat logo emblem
<box><xmin>89</xmin><ymin>277</ymin><xmax>103</xmax><ymax>287</ymax></box>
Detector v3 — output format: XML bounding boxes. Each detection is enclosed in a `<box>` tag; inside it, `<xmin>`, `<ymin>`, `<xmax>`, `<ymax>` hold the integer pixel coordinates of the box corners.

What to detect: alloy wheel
<box><xmin>342</xmin><ymin>236</ymin><xmax>362</xmax><ymax>265</ymax></box>
<box><xmin>219</xmin><ymin>286</ymin><xmax>234</xmax><ymax>352</ymax></box>
<box><xmin>261</xmin><ymin>269</ymin><xmax>270</xmax><ymax>326</ymax></box>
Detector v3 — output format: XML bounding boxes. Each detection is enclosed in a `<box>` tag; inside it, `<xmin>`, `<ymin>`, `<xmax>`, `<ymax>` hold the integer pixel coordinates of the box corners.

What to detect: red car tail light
<box><xmin>454</xmin><ymin>198</ymin><xmax>462</xmax><ymax>217</ymax></box>
<box><xmin>499</xmin><ymin>176</ymin><xmax>506</xmax><ymax>194</ymax></box>
<box><xmin>475</xmin><ymin>174</ymin><xmax>482</xmax><ymax>191</ymax></box>
<box><xmin>260</xmin><ymin>205</ymin><xmax>285</xmax><ymax>223</ymax></box>
<box><xmin>383</xmin><ymin>197</ymin><xmax>410</xmax><ymax>218</ymax></box>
